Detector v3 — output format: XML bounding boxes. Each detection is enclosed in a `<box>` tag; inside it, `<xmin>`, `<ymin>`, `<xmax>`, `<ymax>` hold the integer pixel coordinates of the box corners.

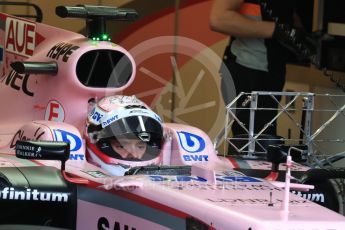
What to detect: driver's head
<box><xmin>110</xmin><ymin>137</ymin><xmax>147</xmax><ymax>160</ymax></box>
<box><xmin>86</xmin><ymin>95</ymin><xmax>163</xmax><ymax>175</ymax></box>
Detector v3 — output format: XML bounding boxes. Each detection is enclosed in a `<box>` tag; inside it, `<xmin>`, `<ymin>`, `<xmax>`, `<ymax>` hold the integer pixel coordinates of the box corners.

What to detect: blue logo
<box><xmin>150</xmin><ymin>176</ymin><xmax>207</xmax><ymax>182</ymax></box>
<box><xmin>90</xmin><ymin>108</ymin><xmax>103</xmax><ymax>122</ymax></box>
<box><xmin>216</xmin><ymin>176</ymin><xmax>261</xmax><ymax>183</ymax></box>
<box><xmin>53</xmin><ymin>129</ymin><xmax>82</xmax><ymax>152</ymax></box>
<box><xmin>183</xmin><ymin>155</ymin><xmax>209</xmax><ymax>161</ymax></box>
<box><xmin>149</xmin><ymin>176</ymin><xmax>260</xmax><ymax>183</ymax></box>
<box><xmin>177</xmin><ymin>132</ymin><xmax>205</xmax><ymax>153</ymax></box>
<box><xmin>69</xmin><ymin>154</ymin><xmax>85</xmax><ymax>160</ymax></box>
<box><xmin>102</xmin><ymin>115</ymin><xmax>119</xmax><ymax>127</ymax></box>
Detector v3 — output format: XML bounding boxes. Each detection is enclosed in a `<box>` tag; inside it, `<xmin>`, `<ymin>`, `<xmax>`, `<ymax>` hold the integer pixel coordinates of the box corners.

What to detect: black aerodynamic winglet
<box><xmin>10</xmin><ymin>61</ymin><xmax>58</xmax><ymax>75</ymax></box>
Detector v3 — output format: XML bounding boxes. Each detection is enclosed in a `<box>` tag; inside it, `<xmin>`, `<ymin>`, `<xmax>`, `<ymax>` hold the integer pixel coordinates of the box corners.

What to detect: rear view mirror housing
<box><xmin>15</xmin><ymin>140</ymin><xmax>70</xmax><ymax>170</ymax></box>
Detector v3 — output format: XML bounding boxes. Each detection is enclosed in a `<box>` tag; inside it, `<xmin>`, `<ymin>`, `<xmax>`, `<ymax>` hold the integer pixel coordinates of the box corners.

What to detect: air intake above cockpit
<box><xmin>76</xmin><ymin>49</ymin><xmax>133</xmax><ymax>88</ymax></box>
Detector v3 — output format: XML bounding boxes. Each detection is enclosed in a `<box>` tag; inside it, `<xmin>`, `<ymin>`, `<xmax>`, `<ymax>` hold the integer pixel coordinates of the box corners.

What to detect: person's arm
<box><xmin>209</xmin><ymin>0</ymin><xmax>275</xmax><ymax>38</ymax></box>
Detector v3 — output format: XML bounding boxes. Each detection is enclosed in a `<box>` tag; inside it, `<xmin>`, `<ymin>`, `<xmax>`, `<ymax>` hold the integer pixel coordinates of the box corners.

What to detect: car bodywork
<box><xmin>0</xmin><ymin>4</ymin><xmax>345</xmax><ymax>230</ymax></box>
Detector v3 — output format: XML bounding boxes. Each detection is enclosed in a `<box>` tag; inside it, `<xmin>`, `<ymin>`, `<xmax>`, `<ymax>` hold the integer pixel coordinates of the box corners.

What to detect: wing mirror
<box><xmin>15</xmin><ymin>140</ymin><xmax>89</xmax><ymax>184</ymax></box>
<box><xmin>15</xmin><ymin>140</ymin><xmax>69</xmax><ymax>170</ymax></box>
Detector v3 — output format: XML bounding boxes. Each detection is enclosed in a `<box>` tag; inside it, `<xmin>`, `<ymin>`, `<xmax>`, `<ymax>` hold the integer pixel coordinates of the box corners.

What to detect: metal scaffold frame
<box><xmin>215</xmin><ymin>91</ymin><xmax>345</xmax><ymax>167</ymax></box>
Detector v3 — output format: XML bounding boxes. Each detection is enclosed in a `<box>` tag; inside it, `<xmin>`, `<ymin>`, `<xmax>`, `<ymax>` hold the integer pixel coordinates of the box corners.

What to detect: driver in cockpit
<box><xmin>85</xmin><ymin>95</ymin><xmax>164</xmax><ymax>176</ymax></box>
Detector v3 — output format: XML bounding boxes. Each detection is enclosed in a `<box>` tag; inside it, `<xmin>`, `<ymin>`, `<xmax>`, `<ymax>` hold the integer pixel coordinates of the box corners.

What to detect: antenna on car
<box><xmin>55</xmin><ymin>5</ymin><xmax>138</xmax><ymax>41</ymax></box>
<box><xmin>281</xmin><ymin>146</ymin><xmax>306</xmax><ymax>220</ymax></box>
<box><xmin>281</xmin><ymin>149</ymin><xmax>292</xmax><ymax>220</ymax></box>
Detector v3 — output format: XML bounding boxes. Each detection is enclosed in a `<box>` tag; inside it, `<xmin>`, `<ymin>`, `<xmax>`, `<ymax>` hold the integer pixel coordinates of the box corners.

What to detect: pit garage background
<box><xmin>1</xmin><ymin>0</ymin><xmax>345</xmax><ymax>164</ymax></box>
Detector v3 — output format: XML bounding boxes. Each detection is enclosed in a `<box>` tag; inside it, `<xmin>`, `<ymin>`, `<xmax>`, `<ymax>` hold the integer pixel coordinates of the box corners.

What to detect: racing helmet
<box><xmin>86</xmin><ymin>95</ymin><xmax>163</xmax><ymax>175</ymax></box>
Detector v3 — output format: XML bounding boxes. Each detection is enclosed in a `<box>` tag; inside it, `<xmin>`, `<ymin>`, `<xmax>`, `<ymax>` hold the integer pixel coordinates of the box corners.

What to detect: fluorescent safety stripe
<box><xmin>239</xmin><ymin>3</ymin><xmax>261</xmax><ymax>17</ymax></box>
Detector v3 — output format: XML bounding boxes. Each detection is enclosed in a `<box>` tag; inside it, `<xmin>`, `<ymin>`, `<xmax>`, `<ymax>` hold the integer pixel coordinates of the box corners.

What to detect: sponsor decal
<box><xmin>10</xmin><ymin>127</ymin><xmax>45</xmax><ymax>148</ymax></box>
<box><xmin>291</xmin><ymin>191</ymin><xmax>325</xmax><ymax>203</ymax></box>
<box><xmin>5</xmin><ymin>17</ymin><xmax>36</xmax><ymax>57</ymax></box>
<box><xmin>78</xmin><ymin>199</ymin><xmax>173</xmax><ymax>230</ymax></box>
<box><xmin>177</xmin><ymin>131</ymin><xmax>208</xmax><ymax>162</ymax></box>
<box><xmin>89</xmin><ymin>108</ymin><xmax>104</xmax><ymax>123</ymax></box>
<box><xmin>0</xmin><ymin>187</ymin><xmax>69</xmax><ymax>202</ymax></box>
<box><xmin>98</xmin><ymin>216</ymin><xmax>136</xmax><ymax>230</ymax></box>
<box><xmin>0</xmin><ymin>70</ymin><xmax>33</xmax><ymax>96</ymax></box>
<box><xmin>177</xmin><ymin>132</ymin><xmax>205</xmax><ymax>153</ymax></box>
<box><xmin>150</xmin><ymin>175</ymin><xmax>207</xmax><ymax>182</ymax></box>
<box><xmin>216</xmin><ymin>176</ymin><xmax>261</xmax><ymax>183</ymax></box>
<box><xmin>16</xmin><ymin>144</ymin><xmax>42</xmax><ymax>158</ymax></box>
<box><xmin>149</xmin><ymin>175</ymin><xmax>260</xmax><ymax>183</ymax></box>
<box><xmin>183</xmin><ymin>154</ymin><xmax>208</xmax><ymax>162</ymax></box>
<box><xmin>102</xmin><ymin>114</ymin><xmax>119</xmax><ymax>127</ymax></box>
<box><xmin>53</xmin><ymin>129</ymin><xmax>82</xmax><ymax>152</ymax></box>
<box><xmin>69</xmin><ymin>153</ymin><xmax>85</xmax><ymax>161</ymax></box>
<box><xmin>206</xmin><ymin>198</ymin><xmax>310</xmax><ymax>205</ymax></box>
<box><xmin>45</xmin><ymin>100</ymin><xmax>65</xmax><ymax>122</ymax></box>
<box><xmin>46</xmin><ymin>42</ymin><xmax>79</xmax><ymax>62</ymax></box>
<box><xmin>163</xmin><ymin>183</ymin><xmax>281</xmax><ymax>191</ymax></box>
<box><xmin>101</xmin><ymin>107</ymin><xmax>161</xmax><ymax>128</ymax></box>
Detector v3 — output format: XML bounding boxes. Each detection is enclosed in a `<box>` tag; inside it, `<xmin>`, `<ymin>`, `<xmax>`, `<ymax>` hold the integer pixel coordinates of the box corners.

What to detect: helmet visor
<box><xmin>96</xmin><ymin>116</ymin><xmax>163</xmax><ymax>161</ymax></box>
<box><xmin>99</xmin><ymin>116</ymin><xmax>162</xmax><ymax>140</ymax></box>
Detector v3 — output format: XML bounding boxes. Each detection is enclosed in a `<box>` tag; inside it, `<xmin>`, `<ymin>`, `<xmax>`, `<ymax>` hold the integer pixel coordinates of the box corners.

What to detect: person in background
<box><xmin>209</xmin><ymin>0</ymin><xmax>316</xmax><ymax>137</ymax></box>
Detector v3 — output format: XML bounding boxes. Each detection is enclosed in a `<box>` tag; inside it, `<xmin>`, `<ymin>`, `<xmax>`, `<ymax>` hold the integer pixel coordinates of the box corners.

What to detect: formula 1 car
<box><xmin>0</xmin><ymin>4</ymin><xmax>345</xmax><ymax>230</ymax></box>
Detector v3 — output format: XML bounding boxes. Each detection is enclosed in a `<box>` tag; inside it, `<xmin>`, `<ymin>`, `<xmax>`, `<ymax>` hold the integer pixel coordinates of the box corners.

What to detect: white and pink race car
<box><xmin>0</xmin><ymin>4</ymin><xmax>345</xmax><ymax>230</ymax></box>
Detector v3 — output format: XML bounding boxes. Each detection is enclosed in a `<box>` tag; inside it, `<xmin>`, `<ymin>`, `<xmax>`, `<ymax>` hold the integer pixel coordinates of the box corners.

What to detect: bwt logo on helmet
<box><xmin>102</xmin><ymin>115</ymin><xmax>119</xmax><ymax>127</ymax></box>
<box><xmin>53</xmin><ymin>129</ymin><xmax>82</xmax><ymax>152</ymax></box>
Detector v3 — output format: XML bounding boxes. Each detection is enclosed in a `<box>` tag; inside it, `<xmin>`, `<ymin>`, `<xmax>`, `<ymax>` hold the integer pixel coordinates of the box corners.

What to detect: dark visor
<box><xmin>99</xmin><ymin>116</ymin><xmax>162</xmax><ymax>140</ymax></box>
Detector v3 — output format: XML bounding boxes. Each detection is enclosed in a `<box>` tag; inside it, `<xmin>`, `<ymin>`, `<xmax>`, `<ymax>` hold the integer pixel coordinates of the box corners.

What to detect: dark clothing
<box><xmin>222</xmin><ymin>52</ymin><xmax>285</xmax><ymax>135</ymax></box>
<box><xmin>220</xmin><ymin>0</ymin><xmax>296</xmax><ymax>136</ymax></box>
<box><xmin>263</xmin><ymin>0</ymin><xmax>295</xmax><ymax>80</ymax></box>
